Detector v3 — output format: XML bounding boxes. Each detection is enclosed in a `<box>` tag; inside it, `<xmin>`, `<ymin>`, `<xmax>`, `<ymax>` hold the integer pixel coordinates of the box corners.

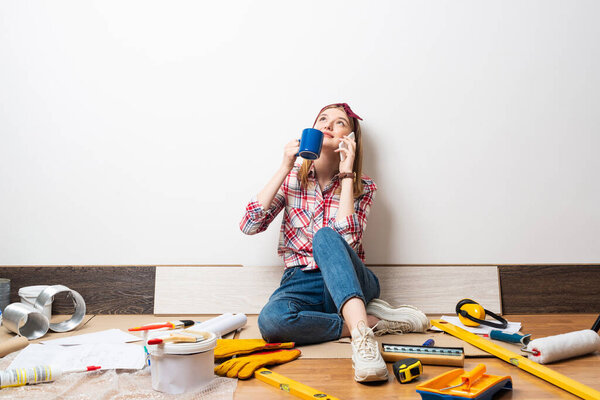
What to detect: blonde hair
<box><xmin>298</xmin><ymin>105</ymin><xmax>364</xmax><ymax>198</ymax></box>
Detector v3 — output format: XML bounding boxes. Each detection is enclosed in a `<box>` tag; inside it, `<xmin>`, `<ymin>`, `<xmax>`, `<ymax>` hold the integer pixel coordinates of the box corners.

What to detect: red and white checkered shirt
<box><xmin>240</xmin><ymin>163</ymin><xmax>377</xmax><ymax>270</ymax></box>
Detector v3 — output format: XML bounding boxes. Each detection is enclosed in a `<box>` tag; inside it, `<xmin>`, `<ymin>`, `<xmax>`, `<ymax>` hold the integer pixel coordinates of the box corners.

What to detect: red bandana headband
<box><xmin>314</xmin><ymin>103</ymin><xmax>363</xmax><ymax>127</ymax></box>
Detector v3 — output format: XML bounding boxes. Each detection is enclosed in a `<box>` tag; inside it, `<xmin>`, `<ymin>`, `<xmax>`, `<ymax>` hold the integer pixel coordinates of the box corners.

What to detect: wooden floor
<box><xmin>234</xmin><ymin>314</ymin><xmax>600</xmax><ymax>400</ymax></box>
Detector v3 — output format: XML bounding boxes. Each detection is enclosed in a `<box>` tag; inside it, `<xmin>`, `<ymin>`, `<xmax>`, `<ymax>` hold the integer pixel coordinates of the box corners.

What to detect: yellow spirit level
<box><xmin>430</xmin><ymin>319</ymin><xmax>600</xmax><ymax>400</ymax></box>
<box><xmin>255</xmin><ymin>368</ymin><xmax>341</xmax><ymax>400</ymax></box>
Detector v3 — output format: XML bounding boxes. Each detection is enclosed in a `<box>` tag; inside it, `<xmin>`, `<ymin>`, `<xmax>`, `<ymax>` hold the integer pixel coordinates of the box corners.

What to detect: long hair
<box><xmin>298</xmin><ymin>105</ymin><xmax>364</xmax><ymax>198</ymax></box>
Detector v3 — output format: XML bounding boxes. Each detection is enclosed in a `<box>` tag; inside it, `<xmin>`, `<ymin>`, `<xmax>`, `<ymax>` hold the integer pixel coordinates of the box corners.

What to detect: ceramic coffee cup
<box><xmin>298</xmin><ymin>128</ymin><xmax>323</xmax><ymax>160</ymax></box>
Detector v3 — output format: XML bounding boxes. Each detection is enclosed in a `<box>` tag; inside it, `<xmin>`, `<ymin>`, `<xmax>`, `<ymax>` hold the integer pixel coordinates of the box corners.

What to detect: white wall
<box><xmin>1</xmin><ymin>1</ymin><xmax>599</xmax><ymax>266</ymax></box>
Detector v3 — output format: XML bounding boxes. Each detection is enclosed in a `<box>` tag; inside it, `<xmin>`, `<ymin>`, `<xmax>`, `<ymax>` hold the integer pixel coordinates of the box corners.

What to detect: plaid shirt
<box><xmin>240</xmin><ymin>163</ymin><xmax>377</xmax><ymax>270</ymax></box>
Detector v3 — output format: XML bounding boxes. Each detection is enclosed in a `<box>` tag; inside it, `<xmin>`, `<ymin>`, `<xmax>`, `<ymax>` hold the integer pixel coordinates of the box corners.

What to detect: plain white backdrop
<box><xmin>1</xmin><ymin>1</ymin><xmax>598</xmax><ymax>265</ymax></box>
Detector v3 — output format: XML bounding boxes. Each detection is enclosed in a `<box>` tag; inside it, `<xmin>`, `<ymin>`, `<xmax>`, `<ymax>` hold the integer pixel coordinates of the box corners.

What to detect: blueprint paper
<box><xmin>41</xmin><ymin>329</ymin><xmax>142</xmax><ymax>345</ymax></box>
<box><xmin>9</xmin><ymin>343</ymin><xmax>146</xmax><ymax>370</ymax></box>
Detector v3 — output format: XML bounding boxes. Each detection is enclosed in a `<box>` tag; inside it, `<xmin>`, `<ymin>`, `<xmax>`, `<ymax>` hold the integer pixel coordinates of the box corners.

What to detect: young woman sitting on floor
<box><xmin>239</xmin><ymin>103</ymin><xmax>429</xmax><ymax>382</ymax></box>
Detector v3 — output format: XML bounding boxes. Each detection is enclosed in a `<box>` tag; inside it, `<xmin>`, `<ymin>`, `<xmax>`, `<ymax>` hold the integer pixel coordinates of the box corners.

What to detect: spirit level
<box><xmin>382</xmin><ymin>343</ymin><xmax>465</xmax><ymax>366</ymax></box>
<box><xmin>430</xmin><ymin>319</ymin><xmax>600</xmax><ymax>400</ymax></box>
<box><xmin>255</xmin><ymin>368</ymin><xmax>341</xmax><ymax>400</ymax></box>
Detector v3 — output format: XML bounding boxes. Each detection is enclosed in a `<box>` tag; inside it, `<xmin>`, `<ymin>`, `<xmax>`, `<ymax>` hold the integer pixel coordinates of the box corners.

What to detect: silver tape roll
<box><xmin>34</xmin><ymin>285</ymin><xmax>86</xmax><ymax>332</ymax></box>
<box><xmin>2</xmin><ymin>302</ymin><xmax>50</xmax><ymax>339</ymax></box>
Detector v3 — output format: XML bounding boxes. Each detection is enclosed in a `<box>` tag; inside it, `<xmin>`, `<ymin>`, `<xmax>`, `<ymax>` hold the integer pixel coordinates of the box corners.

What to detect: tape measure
<box><xmin>393</xmin><ymin>358</ymin><xmax>422</xmax><ymax>384</ymax></box>
<box><xmin>255</xmin><ymin>368</ymin><xmax>341</xmax><ymax>400</ymax></box>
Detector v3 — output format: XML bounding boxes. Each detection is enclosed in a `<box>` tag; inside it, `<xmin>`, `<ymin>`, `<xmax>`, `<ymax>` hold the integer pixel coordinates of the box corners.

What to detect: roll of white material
<box><xmin>194</xmin><ymin>313</ymin><xmax>247</xmax><ymax>337</ymax></box>
<box><xmin>527</xmin><ymin>329</ymin><xmax>600</xmax><ymax>364</ymax></box>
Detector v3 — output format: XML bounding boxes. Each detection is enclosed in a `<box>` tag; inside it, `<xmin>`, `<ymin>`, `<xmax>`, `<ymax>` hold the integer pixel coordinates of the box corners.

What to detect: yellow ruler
<box><xmin>255</xmin><ymin>368</ymin><xmax>341</xmax><ymax>400</ymax></box>
<box><xmin>431</xmin><ymin>319</ymin><xmax>600</xmax><ymax>400</ymax></box>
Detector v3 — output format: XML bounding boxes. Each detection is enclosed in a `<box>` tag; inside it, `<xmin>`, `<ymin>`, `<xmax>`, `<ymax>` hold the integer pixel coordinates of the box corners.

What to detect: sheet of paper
<box><xmin>430</xmin><ymin>316</ymin><xmax>522</xmax><ymax>334</ymax></box>
<box><xmin>41</xmin><ymin>328</ymin><xmax>142</xmax><ymax>345</ymax></box>
<box><xmin>9</xmin><ymin>343</ymin><xmax>146</xmax><ymax>371</ymax></box>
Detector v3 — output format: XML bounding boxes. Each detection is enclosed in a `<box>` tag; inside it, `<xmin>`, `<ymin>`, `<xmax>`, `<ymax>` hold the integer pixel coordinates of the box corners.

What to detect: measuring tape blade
<box><xmin>430</xmin><ymin>319</ymin><xmax>600</xmax><ymax>400</ymax></box>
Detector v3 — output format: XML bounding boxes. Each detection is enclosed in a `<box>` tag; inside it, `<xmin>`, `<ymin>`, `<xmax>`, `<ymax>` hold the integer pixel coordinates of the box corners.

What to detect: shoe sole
<box><xmin>352</xmin><ymin>361</ymin><xmax>389</xmax><ymax>382</ymax></box>
<box><xmin>354</xmin><ymin>372</ymin><xmax>389</xmax><ymax>382</ymax></box>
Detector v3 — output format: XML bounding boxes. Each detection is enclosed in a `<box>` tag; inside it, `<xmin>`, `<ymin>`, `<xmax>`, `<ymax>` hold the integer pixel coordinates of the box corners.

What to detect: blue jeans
<box><xmin>258</xmin><ymin>227</ymin><xmax>380</xmax><ymax>345</ymax></box>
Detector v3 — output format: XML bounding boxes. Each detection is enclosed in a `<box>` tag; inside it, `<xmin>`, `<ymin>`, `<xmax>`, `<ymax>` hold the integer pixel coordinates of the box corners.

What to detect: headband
<box><xmin>314</xmin><ymin>103</ymin><xmax>363</xmax><ymax>127</ymax></box>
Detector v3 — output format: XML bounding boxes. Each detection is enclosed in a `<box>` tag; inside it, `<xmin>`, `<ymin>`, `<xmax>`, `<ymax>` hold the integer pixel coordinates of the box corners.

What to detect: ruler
<box><xmin>381</xmin><ymin>343</ymin><xmax>465</xmax><ymax>366</ymax></box>
<box><xmin>255</xmin><ymin>368</ymin><xmax>341</xmax><ymax>400</ymax></box>
<box><xmin>430</xmin><ymin>319</ymin><xmax>600</xmax><ymax>400</ymax></box>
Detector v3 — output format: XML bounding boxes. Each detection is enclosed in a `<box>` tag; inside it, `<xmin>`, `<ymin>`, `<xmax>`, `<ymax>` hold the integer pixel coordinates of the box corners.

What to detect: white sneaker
<box><xmin>350</xmin><ymin>321</ymin><xmax>389</xmax><ymax>382</ymax></box>
<box><xmin>367</xmin><ymin>298</ymin><xmax>430</xmax><ymax>336</ymax></box>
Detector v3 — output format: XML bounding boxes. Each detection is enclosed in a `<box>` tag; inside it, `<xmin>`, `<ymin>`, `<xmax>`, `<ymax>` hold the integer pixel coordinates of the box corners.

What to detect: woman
<box><xmin>239</xmin><ymin>103</ymin><xmax>429</xmax><ymax>382</ymax></box>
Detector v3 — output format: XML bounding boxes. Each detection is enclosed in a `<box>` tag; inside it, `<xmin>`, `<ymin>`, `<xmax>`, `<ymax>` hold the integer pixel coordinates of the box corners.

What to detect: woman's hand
<box><xmin>281</xmin><ymin>139</ymin><xmax>300</xmax><ymax>171</ymax></box>
<box><xmin>335</xmin><ymin>135</ymin><xmax>356</xmax><ymax>173</ymax></box>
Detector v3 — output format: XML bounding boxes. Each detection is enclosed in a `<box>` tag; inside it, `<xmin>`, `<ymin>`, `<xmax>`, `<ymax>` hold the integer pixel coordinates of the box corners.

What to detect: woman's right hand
<box><xmin>281</xmin><ymin>139</ymin><xmax>300</xmax><ymax>171</ymax></box>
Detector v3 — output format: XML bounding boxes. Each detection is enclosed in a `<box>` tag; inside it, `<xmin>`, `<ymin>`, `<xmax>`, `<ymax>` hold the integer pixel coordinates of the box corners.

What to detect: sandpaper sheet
<box><xmin>237</xmin><ymin>315</ymin><xmax>525</xmax><ymax>358</ymax></box>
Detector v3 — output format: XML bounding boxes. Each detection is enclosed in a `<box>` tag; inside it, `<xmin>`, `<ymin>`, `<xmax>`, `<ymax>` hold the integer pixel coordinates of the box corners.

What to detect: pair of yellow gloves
<box><xmin>214</xmin><ymin>339</ymin><xmax>300</xmax><ymax>379</ymax></box>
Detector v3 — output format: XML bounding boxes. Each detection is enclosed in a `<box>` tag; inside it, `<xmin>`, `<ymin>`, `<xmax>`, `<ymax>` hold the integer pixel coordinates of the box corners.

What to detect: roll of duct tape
<box><xmin>34</xmin><ymin>285</ymin><xmax>86</xmax><ymax>332</ymax></box>
<box><xmin>2</xmin><ymin>302</ymin><xmax>50</xmax><ymax>339</ymax></box>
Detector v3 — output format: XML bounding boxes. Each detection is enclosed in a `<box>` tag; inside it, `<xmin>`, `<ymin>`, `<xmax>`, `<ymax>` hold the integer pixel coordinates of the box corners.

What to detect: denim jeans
<box><xmin>258</xmin><ymin>227</ymin><xmax>380</xmax><ymax>345</ymax></box>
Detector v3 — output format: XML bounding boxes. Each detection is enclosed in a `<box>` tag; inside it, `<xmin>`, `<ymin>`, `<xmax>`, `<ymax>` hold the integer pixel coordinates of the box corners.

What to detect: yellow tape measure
<box><xmin>255</xmin><ymin>368</ymin><xmax>341</xmax><ymax>400</ymax></box>
<box><xmin>430</xmin><ymin>319</ymin><xmax>600</xmax><ymax>400</ymax></box>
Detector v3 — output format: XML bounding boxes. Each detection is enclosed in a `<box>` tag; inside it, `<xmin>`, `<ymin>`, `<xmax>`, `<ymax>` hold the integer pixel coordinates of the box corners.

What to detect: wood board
<box><xmin>154</xmin><ymin>265</ymin><xmax>501</xmax><ymax>315</ymax></box>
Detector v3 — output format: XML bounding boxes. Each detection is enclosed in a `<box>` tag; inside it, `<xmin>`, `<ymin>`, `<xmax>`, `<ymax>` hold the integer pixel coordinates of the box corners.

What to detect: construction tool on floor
<box><xmin>525</xmin><ymin>329</ymin><xmax>600</xmax><ymax>364</ymax></box>
<box><xmin>416</xmin><ymin>363</ymin><xmax>512</xmax><ymax>400</ymax></box>
<box><xmin>128</xmin><ymin>320</ymin><xmax>195</xmax><ymax>332</ymax></box>
<box><xmin>255</xmin><ymin>368</ymin><xmax>341</xmax><ymax>400</ymax></box>
<box><xmin>431</xmin><ymin>319</ymin><xmax>600</xmax><ymax>400</ymax></box>
<box><xmin>382</xmin><ymin>343</ymin><xmax>465</xmax><ymax>367</ymax></box>
<box><xmin>488</xmin><ymin>330</ymin><xmax>531</xmax><ymax>347</ymax></box>
<box><xmin>592</xmin><ymin>314</ymin><xmax>600</xmax><ymax>332</ymax></box>
<box><xmin>147</xmin><ymin>333</ymin><xmax>207</xmax><ymax>345</ymax></box>
<box><xmin>393</xmin><ymin>358</ymin><xmax>423</xmax><ymax>384</ymax></box>
<box><xmin>524</xmin><ymin>313</ymin><xmax>600</xmax><ymax>364</ymax></box>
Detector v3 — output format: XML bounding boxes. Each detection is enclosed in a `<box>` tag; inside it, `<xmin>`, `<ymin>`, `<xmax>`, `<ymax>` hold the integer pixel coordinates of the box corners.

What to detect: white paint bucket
<box><xmin>18</xmin><ymin>285</ymin><xmax>52</xmax><ymax>320</ymax></box>
<box><xmin>148</xmin><ymin>331</ymin><xmax>217</xmax><ymax>394</ymax></box>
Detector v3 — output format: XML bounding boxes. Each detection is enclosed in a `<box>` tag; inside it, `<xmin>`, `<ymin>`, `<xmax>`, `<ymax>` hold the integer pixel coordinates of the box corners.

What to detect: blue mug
<box><xmin>298</xmin><ymin>128</ymin><xmax>323</xmax><ymax>160</ymax></box>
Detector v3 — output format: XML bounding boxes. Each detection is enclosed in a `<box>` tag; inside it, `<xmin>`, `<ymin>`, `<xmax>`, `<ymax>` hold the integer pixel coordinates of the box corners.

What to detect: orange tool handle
<box><xmin>461</xmin><ymin>364</ymin><xmax>486</xmax><ymax>391</ymax></box>
<box><xmin>128</xmin><ymin>322</ymin><xmax>173</xmax><ymax>331</ymax></box>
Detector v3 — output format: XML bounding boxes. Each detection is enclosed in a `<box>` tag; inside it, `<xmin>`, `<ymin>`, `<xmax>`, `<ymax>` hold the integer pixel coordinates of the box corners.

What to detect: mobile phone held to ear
<box><xmin>338</xmin><ymin>132</ymin><xmax>355</xmax><ymax>161</ymax></box>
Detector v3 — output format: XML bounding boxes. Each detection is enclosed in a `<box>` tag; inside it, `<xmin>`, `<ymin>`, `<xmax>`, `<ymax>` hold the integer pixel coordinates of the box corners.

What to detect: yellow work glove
<box><xmin>214</xmin><ymin>339</ymin><xmax>295</xmax><ymax>359</ymax></box>
<box><xmin>214</xmin><ymin>349</ymin><xmax>301</xmax><ymax>379</ymax></box>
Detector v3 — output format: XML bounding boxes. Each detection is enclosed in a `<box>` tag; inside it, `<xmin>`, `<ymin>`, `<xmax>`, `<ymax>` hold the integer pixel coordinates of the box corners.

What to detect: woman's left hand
<box><xmin>335</xmin><ymin>134</ymin><xmax>356</xmax><ymax>173</ymax></box>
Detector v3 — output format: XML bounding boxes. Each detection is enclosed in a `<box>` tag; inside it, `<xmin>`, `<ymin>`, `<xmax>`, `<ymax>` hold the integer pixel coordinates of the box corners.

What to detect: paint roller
<box><xmin>455</xmin><ymin>300</ymin><xmax>600</xmax><ymax>364</ymax></box>
<box><xmin>524</xmin><ymin>314</ymin><xmax>600</xmax><ymax>364</ymax></box>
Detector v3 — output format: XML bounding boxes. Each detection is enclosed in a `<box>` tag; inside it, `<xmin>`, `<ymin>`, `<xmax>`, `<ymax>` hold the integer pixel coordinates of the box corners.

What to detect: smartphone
<box><xmin>338</xmin><ymin>132</ymin><xmax>355</xmax><ymax>161</ymax></box>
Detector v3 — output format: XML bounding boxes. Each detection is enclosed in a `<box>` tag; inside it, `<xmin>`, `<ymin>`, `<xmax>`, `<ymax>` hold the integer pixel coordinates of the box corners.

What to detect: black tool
<box><xmin>591</xmin><ymin>314</ymin><xmax>600</xmax><ymax>333</ymax></box>
<box><xmin>393</xmin><ymin>358</ymin><xmax>422</xmax><ymax>384</ymax></box>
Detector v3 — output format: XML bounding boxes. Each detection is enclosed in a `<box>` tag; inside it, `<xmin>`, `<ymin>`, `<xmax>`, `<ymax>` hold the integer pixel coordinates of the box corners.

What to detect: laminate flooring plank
<box><xmin>0</xmin><ymin>266</ymin><xmax>155</xmax><ymax>314</ymax></box>
<box><xmin>499</xmin><ymin>265</ymin><xmax>600</xmax><ymax>313</ymax></box>
<box><xmin>154</xmin><ymin>266</ymin><xmax>500</xmax><ymax>314</ymax></box>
